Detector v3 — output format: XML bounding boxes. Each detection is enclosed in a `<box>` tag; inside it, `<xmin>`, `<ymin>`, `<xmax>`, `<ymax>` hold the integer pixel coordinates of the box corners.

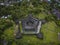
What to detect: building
<box><xmin>52</xmin><ymin>9</ymin><xmax>60</xmax><ymax>20</ymax></box>
<box><xmin>0</xmin><ymin>0</ymin><xmax>21</xmax><ymax>6</ymax></box>
<box><xmin>21</xmin><ymin>14</ymin><xmax>42</xmax><ymax>34</ymax></box>
<box><xmin>15</xmin><ymin>14</ymin><xmax>43</xmax><ymax>39</ymax></box>
<box><xmin>58</xmin><ymin>32</ymin><xmax>60</xmax><ymax>41</ymax></box>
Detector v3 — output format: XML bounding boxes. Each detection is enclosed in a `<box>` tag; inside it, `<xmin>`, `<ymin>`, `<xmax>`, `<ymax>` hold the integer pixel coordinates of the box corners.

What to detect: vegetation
<box><xmin>0</xmin><ymin>0</ymin><xmax>60</xmax><ymax>45</ymax></box>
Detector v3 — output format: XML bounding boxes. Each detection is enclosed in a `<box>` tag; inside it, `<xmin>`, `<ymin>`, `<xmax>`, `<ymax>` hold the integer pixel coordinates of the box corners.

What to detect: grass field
<box><xmin>2</xmin><ymin>14</ymin><xmax>60</xmax><ymax>45</ymax></box>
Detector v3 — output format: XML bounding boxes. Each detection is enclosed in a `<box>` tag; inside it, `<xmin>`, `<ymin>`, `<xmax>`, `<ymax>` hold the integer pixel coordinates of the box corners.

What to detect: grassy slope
<box><xmin>3</xmin><ymin>14</ymin><xmax>60</xmax><ymax>45</ymax></box>
<box><xmin>41</xmin><ymin>21</ymin><xmax>58</xmax><ymax>43</ymax></box>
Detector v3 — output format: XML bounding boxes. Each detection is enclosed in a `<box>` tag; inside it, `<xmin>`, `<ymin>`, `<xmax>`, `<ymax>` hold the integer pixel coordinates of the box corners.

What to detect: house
<box><xmin>0</xmin><ymin>0</ymin><xmax>21</xmax><ymax>6</ymax></box>
<box><xmin>1</xmin><ymin>15</ymin><xmax>11</xmax><ymax>19</ymax></box>
<box><xmin>15</xmin><ymin>14</ymin><xmax>43</xmax><ymax>39</ymax></box>
<box><xmin>58</xmin><ymin>32</ymin><xmax>60</xmax><ymax>41</ymax></box>
<box><xmin>43</xmin><ymin>0</ymin><xmax>51</xmax><ymax>2</ymax></box>
<box><xmin>52</xmin><ymin>9</ymin><xmax>60</xmax><ymax>20</ymax></box>
<box><xmin>55</xmin><ymin>0</ymin><xmax>60</xmax><ymax>3</ymax></box>
<box><xmin>21</xmin><ymin>14</ymin><xmax>42</xmax><ymax>34</ymax></box>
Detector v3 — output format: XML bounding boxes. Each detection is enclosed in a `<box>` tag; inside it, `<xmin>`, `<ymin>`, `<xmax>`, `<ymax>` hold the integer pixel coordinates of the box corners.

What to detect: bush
<box><xmin>0</xmin><ymin>19</ymin><xmax>13</xmax><ymax>30</ymax></box>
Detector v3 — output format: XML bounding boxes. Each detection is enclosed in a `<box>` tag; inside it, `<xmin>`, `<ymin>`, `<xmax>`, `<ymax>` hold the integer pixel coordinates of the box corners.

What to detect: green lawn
<box><xmin>2</xmin><ymin>21</ymin><xmax>60</xmax><ymax>45</ymax></box>
<box><xmin>2</xmin><ymin>14</ymin><xmax>60</xmax><ymax>45</ymax></box>
<box><xmin>41</xmin><ymin>21</ymin><xmax>58</xmax><ymax>43</ymax></box>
